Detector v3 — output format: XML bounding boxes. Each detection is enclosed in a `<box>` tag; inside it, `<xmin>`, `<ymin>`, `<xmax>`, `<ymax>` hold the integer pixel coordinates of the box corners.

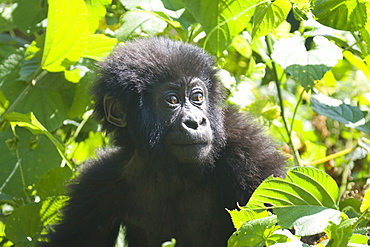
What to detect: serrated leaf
<box><xmin>246</xmin><ymin>167</ymin><xmax>341</xmax><ymax>236</ymax></box>
<box><xmin>42</xmin><ymin>0</ymin><xmax>90</xmax><ymax>72</ymax></box>
<box><xmin>40</xmin><ymin>196</ymin><xmax>69</xmax><ymax>226</ymax></box>
<box><xmin>271</xmin><ymin>35</ymin><xmax>342</xmax><ymax>91</ymax></box>
<box><xmin>311</xmin><ymin>92</ymin><xmax>370</xmax><ymax>134</ymax></box>
<box><xmin>252</xmin><ymin>0</ymin><xmax>291</xmax><ymax>40</ymax></box>
<box><xmin>183</xmin><ymin>0</ymin><xmax>256</xmax><ymax>55</ymax></box>
<box><xmin>228</xmin><ymin>215</ymin><xmax>288</xmax><ymax>247</ymax></box>
<box><xmin>313</xmin><ymin>0</ymin><xmax>367</xmax><ymax>32</ymax></box>
<box><xmin>228</xmin><ymin>208</ymin><xmax>269</xmax><ymax>230</ymax></box>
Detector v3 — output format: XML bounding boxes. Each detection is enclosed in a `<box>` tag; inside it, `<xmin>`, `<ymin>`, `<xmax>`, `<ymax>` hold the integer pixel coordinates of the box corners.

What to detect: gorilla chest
<box><xmin>122</xmin><ymin>175</ymin><xmax>227</xmax><ymax>238</ymax></box>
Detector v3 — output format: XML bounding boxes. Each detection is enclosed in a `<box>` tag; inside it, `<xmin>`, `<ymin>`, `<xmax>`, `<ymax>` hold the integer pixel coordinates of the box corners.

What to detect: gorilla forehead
<box><xmin>102</xmin><ymin>37</ymin><xmax>216</xmax><ymax>89</ymax></box>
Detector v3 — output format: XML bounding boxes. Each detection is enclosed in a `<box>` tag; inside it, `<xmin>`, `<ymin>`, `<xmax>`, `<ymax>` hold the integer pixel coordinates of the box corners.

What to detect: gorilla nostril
<box><xmin>200</xmin><ymin>118</ymin><xmax>207</xmax><ymax>126</ymax></box>
<box><xmin>184</xmin><ymin>120</ymin><xmax>199</xmax><ymax>130</ymax></box>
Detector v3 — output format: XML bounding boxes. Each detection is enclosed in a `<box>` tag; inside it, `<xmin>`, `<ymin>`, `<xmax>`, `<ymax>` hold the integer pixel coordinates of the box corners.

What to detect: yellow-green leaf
<box><xmin>360</xmin><ymin>189</ymin><xmax>370</xmax><ymax>212</ymax></box>
<box><xmin>83</xmin><ymin>34</ymin><xmax>118</xmax><ymax>61</ymax></box>
<box><xmin>42</xmin><ymin>0</ymin><xmax>90</xmax><ymax>72</ymax></box>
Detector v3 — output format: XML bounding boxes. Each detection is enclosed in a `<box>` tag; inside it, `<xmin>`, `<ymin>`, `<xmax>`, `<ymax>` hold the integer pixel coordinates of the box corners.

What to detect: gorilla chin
<box><xmin>171</xmin><ymin>142</ymin><xmax>213</xmax><ymax>164</ymax></box>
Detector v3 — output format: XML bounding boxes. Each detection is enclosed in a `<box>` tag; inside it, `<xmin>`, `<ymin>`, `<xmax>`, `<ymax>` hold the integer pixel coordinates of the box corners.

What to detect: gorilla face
<box><xmin>155</xmin><ymin>78</ymin><xmax>213</xmax><ymax>164</ymax></box>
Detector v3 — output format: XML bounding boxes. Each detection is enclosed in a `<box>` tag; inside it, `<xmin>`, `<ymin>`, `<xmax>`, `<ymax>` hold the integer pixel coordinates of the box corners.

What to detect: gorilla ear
<box><xmin>103</xmin><ymin>96</ymin><xmax>127</xmax><ymax>127</ymax></box>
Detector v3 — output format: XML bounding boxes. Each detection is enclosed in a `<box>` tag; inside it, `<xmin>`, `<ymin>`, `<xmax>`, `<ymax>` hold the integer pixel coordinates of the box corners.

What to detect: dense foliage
<box><xmin>0</xmin><ymin>0</ymin><xmax>370</xmax><ymax>246</ymax></box>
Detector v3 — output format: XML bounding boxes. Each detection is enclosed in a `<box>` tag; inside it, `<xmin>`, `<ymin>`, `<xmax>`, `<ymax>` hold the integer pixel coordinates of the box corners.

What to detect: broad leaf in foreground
<box><xmin>246</xmin><ymin>167</ymin><xmax>341</xmax><ymax>236</ymax></box>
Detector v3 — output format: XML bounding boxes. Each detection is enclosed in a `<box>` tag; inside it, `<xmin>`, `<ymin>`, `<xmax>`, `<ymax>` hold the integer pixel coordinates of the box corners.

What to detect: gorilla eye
<box><xmin>191</xmin><ymin>92</ymin><xmax>204</xmax><ymax>103</ymax></box>
<box><xmin>166</xmin><ymin>95</ymin><xmax>179</xmax><ymax>105</ymax></box>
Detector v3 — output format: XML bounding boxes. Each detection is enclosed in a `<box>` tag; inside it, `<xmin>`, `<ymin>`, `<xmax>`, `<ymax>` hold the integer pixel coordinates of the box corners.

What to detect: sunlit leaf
<box><xmin>252</xmin><ymin>0</ymin><xmax>291</xmax><ymax>40</ymax></box>
<box><xmin>325</xmin><ymin>218</ymin><xmax>356</xmax><ymax>247</ymax></box>
<box><xmin>271</xmin><ymin>35</ymin><xmax>342</xmax><ymax>91</ymax></box>
<box><xmin>42</xmin><ymin>0</ymin><xmax>90</xmax><ymax>72</ymax></box>
<box><xmin>343</xmin><ymin>50</ymin><xmax>370</xmax><ymax>80</ymax></box>
<box><xmin>86</xmin><ymin>0</ymin><xmax>112</xmax><ymax>32</ymax></box>
<box><xmin>183</xmin><ymin>0</ymin><xmax>256</xmax><ymax>55</ymax></box>
<box><xmin>246</xmin><ymin>167</ymin><xmax>341</xmax><ymax>236</ymax></box>
<box><xmin>228</xmin><ymin>215</ymin><xmax>288</xmax><ymax>247</ymax></box>
<box><xmin>360</xmin><ymin>189</ymin><xmax>370</xmax><ymax>212</ymax></box>
<box><xmin>313</xmin><ymin>0</ymin><xmax>367</xmax><ymax>32</ymax></box>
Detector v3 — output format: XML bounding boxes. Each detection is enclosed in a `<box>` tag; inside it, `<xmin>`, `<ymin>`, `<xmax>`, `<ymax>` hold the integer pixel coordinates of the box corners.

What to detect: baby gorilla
<box><xmin>40</xmin><ymin>37</ymin><xmax>285</xmax><ymax>247</ymax></box>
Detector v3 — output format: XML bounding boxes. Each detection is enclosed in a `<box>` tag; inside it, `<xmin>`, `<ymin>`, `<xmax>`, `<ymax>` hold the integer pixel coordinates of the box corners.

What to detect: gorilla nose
<box><xmin>183</xmin><ymin>117</ymin><xmax>207</xmax><ymax>130</ymax></box>
<box><xmin>184</xmin><ymin>119</ymin><xmax>199</xmax><ymax>130</ymax></box>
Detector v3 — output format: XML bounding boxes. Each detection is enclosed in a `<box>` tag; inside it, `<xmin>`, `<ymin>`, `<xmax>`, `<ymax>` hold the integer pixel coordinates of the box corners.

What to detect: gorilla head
<box><xmin>93</xmin><ymin>37</ymin><xmax>226</xmax><ymax>172</ymax></box>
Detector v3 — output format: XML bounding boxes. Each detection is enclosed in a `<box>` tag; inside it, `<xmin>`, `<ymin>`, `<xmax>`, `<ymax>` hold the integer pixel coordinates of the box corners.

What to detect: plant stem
<box><xmin>266</xmin><ymin>34</ymin><xmax>301</xmax><ymax>166</ymax></box>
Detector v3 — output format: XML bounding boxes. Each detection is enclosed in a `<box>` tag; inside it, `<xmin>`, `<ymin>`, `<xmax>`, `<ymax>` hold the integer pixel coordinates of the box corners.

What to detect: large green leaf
<box><xmin>183</xmin><ymin>0</ymin><xmax>256</xmax><ymax>55</ymax></box>
<box><xmin>12</xmin><ymin>0</ymin><xmax>47</xmax><ymax>34</ymax></box>
<box><xmin>271</xmin><ymin>35</ymin><xmax>342</xmax><ymax>91</ymax></box>
<box><xmin>252</xmin><ymin>0</ymin><xmax>291</xmax><ymax>40</ymax></box>
<box><xmin>246</xmin><ymin>167</ymin><xmax>341</xmax><ymax>236</ymax></box>
<box><xmin>311</xmin><ymin>92</ymin><xmax>370</xmax><ymax>134</ymax></box>
<box><xmin>5</xmin><ymin>203</ymin><xmax>42</xmax><ymax>246</ymax></box>
<box><xmin>42</xmin><ymin>0</ymin><xmax>90</xmax><ymax>72</ymax></box>
<box><xmin>0</xmin><ymin>128</ymin><xmax>61</xmax><ymax>197</ymax></box>
<box><xmin>1</xmin><ymin>75</ymin><xmax>74</xmax><ymax>131</ymax></box>
<box><xmin>313</xmin><ymin>0</ymin><xmax>367</xmax><ymax>32</ymax></box>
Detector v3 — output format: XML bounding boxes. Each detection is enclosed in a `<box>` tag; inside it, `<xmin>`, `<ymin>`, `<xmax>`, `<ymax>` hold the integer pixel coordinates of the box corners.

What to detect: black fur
<box><xmin>39</xmin><ymin>37</ymin><xmax>285</xmax><ymax>247</ymax></box>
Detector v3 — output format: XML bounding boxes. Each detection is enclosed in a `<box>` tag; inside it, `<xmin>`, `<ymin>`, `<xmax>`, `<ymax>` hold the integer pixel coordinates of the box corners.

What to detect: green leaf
<box><xmin>348</xmin><ymin>233</ymin><xmax>369</xmax><ymax>245</ymax></box>
<box><xmin>313</xmin><ymin>0</ymin><xmax>367</xmax><ymax>32</ymax></box>
<box><xmin>325</xmin><ymin>218</ymin><xmax>356</xmax><ymax>247</ymax></box>
<box><xmin>0</xmin><ymin>128</ymin><xmax>61</xmax><ymax>197</ymax></box>
<box><xmin>274</xmin><ymin>206</ymin><xmax>341</xmax><ymax>236</ymax></box>
<box><xmin>311</xmin><ymin>92</ymin><xmax>370</xmax><ymax>134</ymax></box>
<box><xmin>42</xmin><ymin>0</ymin><xmax>90</xmax><ymax>72</ymax></box>
<box><xmin>86</xmin><ymin>0</ymin><xmax>112</xmax><ymax>32</ymax></box>
<box><xmin>343</xmin><ymin>50</ymin><xmax>370</xmax><ymax>80</ymax></box>
<box><xmin>4</xmin><ymin>112</ymin><xmax>46</xmax><ymax>134</ymax></box>
<box><xmin>360</xmin><ymin>188</ymin><xmax>370</xmax><ymax>212</ymax></box>
<box><xmin>246</xmin><ymin>167</ymin><xmax>341</xmax><ymax>236</ymax></box>
<box><xmin>228</xmin><ymin>215</ymin><xmax>287</xmax><ymax>247</ymax></box>
<box><xmin>12</xmin><ymin>0</ymin><xmax>47</xmax><ymax>34</ymax></box>
<box><xmin>40</xmin><ymin>196</ymin><xmax>69</xmax><ymax>226</ymax></box>
<box><xmin>83</xmin><ymin>34</ymin><xmax>118</xmax><ymax>61</ymax></box>
<box><xmin>37</xmin><ymin>166</ymin><xmax>72</xmax><ymax>199</ymax></box>
<box><xmin>67</xmin><ymin>73</ymin><xmax>93</xmax><ymax>118</ymax></box>
<box><xmin>228</xmin><ymin>208</ymin><xmax>269</xmax><ymax>230</ymax></box>
<box><xmin>252</xmin><ymin>0</ymin><xmax>291</xmax><ymax>40</ymax></box>
<box><xmin>115</xmin><ymin>11</ymin><xmax>167</xmax><ymax>40</ymax></box>
<box><xmin>5</xmin><ymin>203</ymin><xmax>42</xmax><ymax>246</ymax></box>
<box><xmin>271</xmin><ymin>35</ymin><xmax>343</xmax><ymax>91</ymax></box>
<box><xmin>183</xmin><ymin>0</ymin><xmax>256</xmax><ymax>55</ymax></box>
<box><xmin>4</xmin><ymin>112</ymin><xmax>72</xmax><ymax>169</ymax></box>
<box><xmin>161</xmin><ymin>238</ymin><xmax>177</xmax><ymax>247</ymax></box>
